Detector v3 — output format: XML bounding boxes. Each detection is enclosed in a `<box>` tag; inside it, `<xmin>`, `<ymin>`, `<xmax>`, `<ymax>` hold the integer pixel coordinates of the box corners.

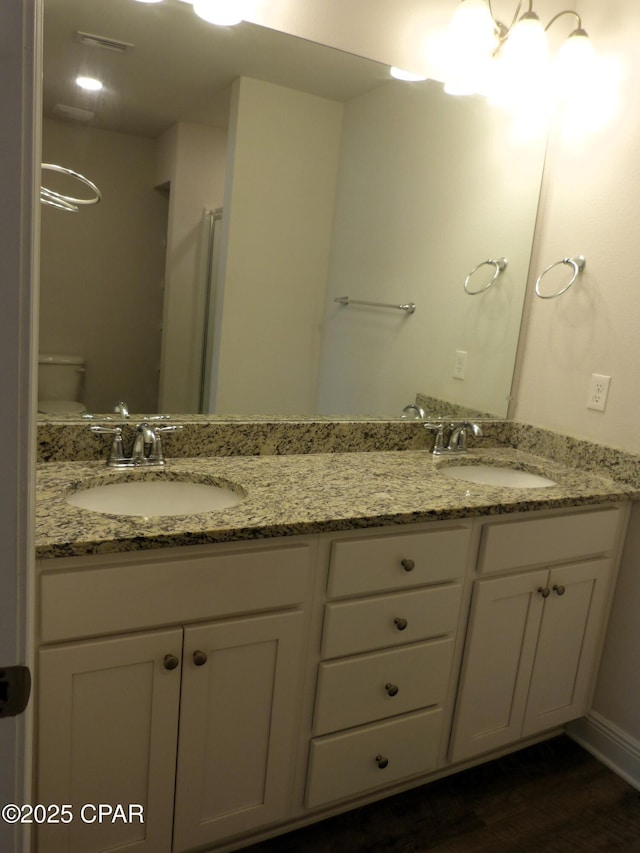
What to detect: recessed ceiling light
<box><xmin>390</xmin><ymin>67</ymin><xmax>429</xmax><ymax>82</ymax></box>
<box><xmin>76</xmin><ymin>76</ymin><xmax>104</xmax><ymax>92</ymax></box>
<box><xmin>134</xmin><ymin>0</ymin><xmax>164</xmax><ymax>4</ymax></box>
<box><xmin>193</xmin><ymin>0</ymin><xmax>244</xmax><ymax>26</ymax></box>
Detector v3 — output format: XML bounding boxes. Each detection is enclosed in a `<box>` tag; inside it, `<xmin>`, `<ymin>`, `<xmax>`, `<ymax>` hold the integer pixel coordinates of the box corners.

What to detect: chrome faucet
<box><xmin>91</xmin><ymin>422</ymin><xmax>183</xmax><ymax>468</ymax></box>
<box><xmin>401</xmin><ymin>403</ymin><xmax>427</xmax><ymax>420</ymax></box>
<box><xmin>424</xmin><ymin>421</ymin><xmax>483</xmax><ymax>455</ymax></box>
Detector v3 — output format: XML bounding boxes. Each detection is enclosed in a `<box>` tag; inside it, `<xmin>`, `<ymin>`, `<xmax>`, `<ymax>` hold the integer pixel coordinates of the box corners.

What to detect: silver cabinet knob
<box><xmin>538</xmin><ymin>586</ymin><xmax>551</xmax><ymax>598</ymax></box>
<box><xmin>193</xmin><ymin>650</ymin><xmax>208</xmax><ymax>666</ymax></box>
<box><xmin>553</xmin><ymin>584</ymin><xmax>566</xmax><ymax>596</ymax></box>
<box><xmin>163</xmin><ymin>654</ymin><xmax>179</xmax><ymax>671</ymax></box>
<box><xmin>385</xmin><ymin>683</ymin><xmax>399</xmax><ymax>697</ymax></box>
<box><xmin>394</xmin><ymin>617</ymin><xmax>408</xmax><ymax>631</ymax></box>
<box><xmin>400</xmin><ymin>558</ymin><xmax>415</xmax><ymax>572</ymax></box>
<box><xmin>375</xmin><ymin>754</ymin><xmax>389</xmax><ymax>769</ymax></box>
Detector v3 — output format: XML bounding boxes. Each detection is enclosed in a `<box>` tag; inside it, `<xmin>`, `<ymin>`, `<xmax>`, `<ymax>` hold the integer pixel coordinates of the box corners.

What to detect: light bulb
<box><xmin>193</xmin><ymin>0</ymin><xmax>244</xmax><ymax>26</ymax></box>
<box><xmin>443</xmin><ymin>0</ymin><xmax>498</xmax><ymax>96</ymax></box>
<box><xmin>490</xmin><ymin>12</ymin><xmax>550</xmax><ymax>113</ymax></box>
<box><xmin>554</xmin><ymin>29</ymin><xmax>597</xmax><ymax>102</ymax></box>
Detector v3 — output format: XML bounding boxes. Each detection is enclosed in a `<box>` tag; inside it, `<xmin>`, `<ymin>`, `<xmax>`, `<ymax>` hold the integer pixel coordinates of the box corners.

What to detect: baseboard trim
<box><xmin>567</xmin><ymin>712</ymin><xmax>640</xmax><ymax>791</ymax></box>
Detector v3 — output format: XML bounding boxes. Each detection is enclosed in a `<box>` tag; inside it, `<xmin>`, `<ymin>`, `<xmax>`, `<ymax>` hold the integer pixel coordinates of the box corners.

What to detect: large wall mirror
<box><xmin>40</xmin><ymin>0</ymin><xmax>547</xmax><ymax>420</ymax></box>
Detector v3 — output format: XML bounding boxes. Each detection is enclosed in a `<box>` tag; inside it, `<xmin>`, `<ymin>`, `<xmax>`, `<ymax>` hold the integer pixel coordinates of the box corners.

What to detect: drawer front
<box><xmin>328</xmin><ymin>525</ymin><xmax>471</xmax><ymax>598</ymax></box>
<box><xmin>313</xmin><ymin>637</ymin><xmax>454</xmax><ymax>736</ymax></box>
<box><xmin>478</xmin><ymin>507</ymin><xmax>621</xmax><ymax>575</ymax></box>
<box><xmin>306</xmin><ymin>707</ymin><xmax>443</xmax><ymax>808</ymax></box>
<box><xmin>321</xmin><ymin>584</ymin><xmax>462</xmax><ymax>659</ymax></box>
<box><xmin>40</xmin><ymin>541</ymin><xmax>314</xmax><ymax>643</ymax></box>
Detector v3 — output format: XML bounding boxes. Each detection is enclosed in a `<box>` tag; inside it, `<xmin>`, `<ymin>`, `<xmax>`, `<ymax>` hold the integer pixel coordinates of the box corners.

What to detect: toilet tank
<box><xmin>38</xmin><ymin>354</ymin><xmax>86</xmax><ymax>412</ymax></box>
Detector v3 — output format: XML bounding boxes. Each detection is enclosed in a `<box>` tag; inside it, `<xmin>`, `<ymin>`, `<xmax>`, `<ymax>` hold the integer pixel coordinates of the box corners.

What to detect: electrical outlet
<box><xmin>454</xmin><ymin>350</ymin><xmax>467</xmax><ymax>380</ymax></box>
<box><xmin>587</xmin><ymin>373</ymin><xmax>611</xmax><ymax>412</ymax></box>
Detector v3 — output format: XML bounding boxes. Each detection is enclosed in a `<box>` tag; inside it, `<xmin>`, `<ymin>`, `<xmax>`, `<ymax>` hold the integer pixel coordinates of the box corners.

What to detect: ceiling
<box><xmin>43</xmin><ymin>0</ymin><xmax>391</xmax><ymax>138</ymax></box>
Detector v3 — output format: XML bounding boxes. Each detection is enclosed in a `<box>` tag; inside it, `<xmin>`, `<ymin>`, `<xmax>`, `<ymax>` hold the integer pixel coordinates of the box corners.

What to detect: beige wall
<box><xmin>156</xmin><ymin>122</ymin><xmax>227</xmax><ymax>412</ymax></box>
<box><xmin>213</xmin><ymin>76</ymin><xmax>343</xmax><ymax>414</ymax></box>
<box><xmin>40</xmin><ymin>119</ymin><xmax>167</xmax><ymax>412</ymax></box>
<box><xmin>316</xmin><ymin>80</ymin><xmax>545</xmax><ymax>417</ymax></box>
<box><xmin>508</xmin><ymin>0</ymin><xmax>640</xmax><ymax>758</ymax></box>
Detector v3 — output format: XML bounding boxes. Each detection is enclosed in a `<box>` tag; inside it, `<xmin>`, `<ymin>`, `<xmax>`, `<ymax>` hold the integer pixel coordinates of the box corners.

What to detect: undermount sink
<box><xmin>438</xmin><ymin>464</ymin><xmax>556</xmax><ymax>489</ymax></box>
<box><xmin>67</xmin><ymin>478</ymin><xmax>244</xmax><ymax>517</ymax></box>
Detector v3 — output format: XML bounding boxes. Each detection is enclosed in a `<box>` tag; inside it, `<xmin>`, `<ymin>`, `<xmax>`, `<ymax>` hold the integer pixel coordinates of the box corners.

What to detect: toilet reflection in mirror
<box><xmin>37</xmin><ymin>354</ymin><xmax>87</xmax><ymax>415</ymax></box>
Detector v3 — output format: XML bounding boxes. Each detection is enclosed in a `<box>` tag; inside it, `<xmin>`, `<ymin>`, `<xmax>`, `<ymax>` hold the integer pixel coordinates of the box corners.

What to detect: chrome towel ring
<box><xmin>464</xmin><ymin>257</ymin><xmax>508</xmax><ymax>295</ymax></box>
<box><xmin>535</xmin><ymin>256</ymin><xmax>586</xmax><ymax>299</ymax></box>
<box><xmin>40</xmin><ymin>163</ymin><xmax>102</xmax><ymax>213</ymax></box>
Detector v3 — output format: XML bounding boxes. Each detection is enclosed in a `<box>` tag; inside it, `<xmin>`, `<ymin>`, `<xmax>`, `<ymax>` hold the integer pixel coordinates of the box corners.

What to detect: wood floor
<box><xmin>241</xmin><ymin>736</ymin><xmax>640</xmax><ymax>852</ymax></box>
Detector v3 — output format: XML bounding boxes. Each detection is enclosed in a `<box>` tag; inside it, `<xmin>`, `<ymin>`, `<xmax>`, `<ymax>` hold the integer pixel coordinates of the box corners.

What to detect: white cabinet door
<box><xmin>173</xmin><ymin>611</ymin><xmax>306</xmax><ymax>852</ymax></box>
<box><xmin>452</xmin><ymin>558</ymin><xmax>615</xmax><ymax>763</ymax></box>
<box><xmin>450</xmin><ymin>570</ymin><xmax>547</xmax><ymax>763</ymax></box>
<box><xmin>523</xmin><ymin>558</ymin><xmax>613</xmax><ymax>736</ymax></box>
<box><xmin>37</xmin><ymin>629</ymin><xmax>183</xmax><ymax>853</ymax></box>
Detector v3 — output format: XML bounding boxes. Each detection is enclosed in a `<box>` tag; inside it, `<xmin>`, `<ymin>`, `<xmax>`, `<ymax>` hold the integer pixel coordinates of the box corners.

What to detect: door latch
<box><xmin>0</xmin><ymin>665</ymin><xmax>31</xmax><ymax>718</ymax></box>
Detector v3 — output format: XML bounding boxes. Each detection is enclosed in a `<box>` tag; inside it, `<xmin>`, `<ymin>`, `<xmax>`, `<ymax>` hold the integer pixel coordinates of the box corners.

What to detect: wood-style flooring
<box><xmin>241</xmin><ymin>736</ymin><xmax>640</xmax><ymax>852</ymax></box>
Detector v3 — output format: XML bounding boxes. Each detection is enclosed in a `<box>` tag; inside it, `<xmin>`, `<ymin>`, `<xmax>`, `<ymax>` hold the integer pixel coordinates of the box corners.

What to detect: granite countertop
<box><xmin>35</xmin><ymin>447</ymin><xmax>638</xmax><ymax>560</ymax></box>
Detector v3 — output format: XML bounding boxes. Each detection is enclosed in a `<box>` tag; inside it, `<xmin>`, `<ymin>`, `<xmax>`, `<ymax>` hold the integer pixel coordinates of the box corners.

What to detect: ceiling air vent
<box><xmin>75</xmin><ymin>31</ymin><xmax>135</xmax><ymax>53</ymax></box>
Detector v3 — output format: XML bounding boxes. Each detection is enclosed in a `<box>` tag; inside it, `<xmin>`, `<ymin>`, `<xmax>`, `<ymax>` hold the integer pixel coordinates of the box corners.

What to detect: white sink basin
<box><xmin>439</xmin><ymin>464</ymin><xmax>556</xmax><ymax>489</ymax></box>
<box><xmin>67</xmin><ymin>479</ymin><xmax>244</xmax><ymax>517</ymax></box>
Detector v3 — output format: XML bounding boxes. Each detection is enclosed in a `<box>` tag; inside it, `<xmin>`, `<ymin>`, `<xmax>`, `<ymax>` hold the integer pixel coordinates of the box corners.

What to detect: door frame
<box><xmin>0</xmin><ymin>1</ymin><xmax>39</xmax><ymax>851</ymax></box>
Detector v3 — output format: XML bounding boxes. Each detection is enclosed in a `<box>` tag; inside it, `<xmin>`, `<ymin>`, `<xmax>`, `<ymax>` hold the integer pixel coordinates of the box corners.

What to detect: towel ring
<box><xmin>535</xmin><ymin>256</ymin><xmax>586</xmax><ymax>299</ymax></box>
<box><xmin>40</xmin><ymin>163</ymin><xmax>102</xmax><ymax>213</ymax></box>
<box><xmin>464</xmin><ymin>257</ymin><xmax>508</xmax><ymax>295</ymax></box>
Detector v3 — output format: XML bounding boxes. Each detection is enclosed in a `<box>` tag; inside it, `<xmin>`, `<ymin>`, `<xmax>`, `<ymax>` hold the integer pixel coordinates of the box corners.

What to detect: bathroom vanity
<box><xmin>33</xmin><ymin>434</ymin><xmax>636</xmax><ymax>853</ymax></box>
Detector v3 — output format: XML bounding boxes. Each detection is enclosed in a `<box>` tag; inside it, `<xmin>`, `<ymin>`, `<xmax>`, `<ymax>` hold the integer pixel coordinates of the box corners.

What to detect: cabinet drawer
<box><xmin>313</xmin><ymin>637</ymin><xmax>454</xmax><ymax>736</ymax></box>
<box><xmin>321</xmin><ymin>584</ymin><xmax>462</xmax><ymax>659</ymax></box>
<box><xmin>306</xmin><ymin>707</ymin><xmax>443</xmax><ymax>808</ymax></box>
<box><xmin>41</xmin><ymin>541</ymin><xmax>314</xmax><ymax>643</ymax></box>
<box><xmin>478</xmin><ymin>507</ymin><xmax>621</xmax><ymax>575</ymax></box>
<box><xmin>328</xmin><ymin>525</ymin><xmax>470</xmax><ymax>598</ymax></box>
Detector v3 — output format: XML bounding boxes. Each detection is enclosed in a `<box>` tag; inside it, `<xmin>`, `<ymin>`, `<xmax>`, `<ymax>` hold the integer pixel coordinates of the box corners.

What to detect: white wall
<box><xmin>40</xmin><ymin>119</ymin><xmax>168</xmax><ymax>412</ymax></box>
<box><xmin>156</xmin><ymin>122</ymin><xmax>227</xmax><ymax>412</ymax></box>
<box><xmin>213</xmin><ymin>76</ymin><xmax>343</xmax><ymax>414</ymax></box>
<box><xmin>315</xmin><ymin>80</ymin><xmax>545</xmax><ymax>417</ymax></box>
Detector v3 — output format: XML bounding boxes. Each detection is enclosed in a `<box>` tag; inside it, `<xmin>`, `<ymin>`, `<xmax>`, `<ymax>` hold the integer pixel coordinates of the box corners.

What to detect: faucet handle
<box><xmin>423</xmin><ymin>421</ymin><xmax>450</xmax><ymax>454</ymax></box>
<box><xmin>90</xmin><ymin>424</ymin><xmax>126</xmax><ymax>466</ymax></box>
<box><xmin>147</xmin><ymin>423</ymin><xmax>183</xmax><ymax>465</ymax></box>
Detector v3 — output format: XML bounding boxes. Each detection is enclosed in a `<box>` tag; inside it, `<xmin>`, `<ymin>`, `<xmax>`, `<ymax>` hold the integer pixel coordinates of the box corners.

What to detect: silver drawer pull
<box><xmin>385</xmin><ymin>683</ymin><xmax>399</xmax><ymax>697</ymax></box>
<box><xmin>375</xmin><ymin>754</ymin><xmax>389</xmax><ymax>769</ymax></box>
<box><xmin>394</xmin><ymin>617</ymin><xmax>408</xmax><ymax>631</ymax></box>
<box><xmin>193</xmin><ymin>650</ymin><xmax>208</xmax><ymax>666</ymax></box>
<box><xmin>400</xmin><ymin>558</ymin><xmax>415</xmax><ymax>572</ymax></box>
<box><xmin>553</xmin><ymin>584</ymin><xmax>566</xmax><ymax>596</ymax></box>
<box><xmin>163</xmin><ymin>654</ymin><xmax>179</xmax><ymax>671</ymax></box>
<box><xmin>537</xmin><ymin>586</ymin><xmax>551</xmax><ymax>598</ymax></box>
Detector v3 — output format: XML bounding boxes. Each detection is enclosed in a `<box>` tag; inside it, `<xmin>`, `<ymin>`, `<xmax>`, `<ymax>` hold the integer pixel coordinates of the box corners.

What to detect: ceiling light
<box><xmin>390</xmin><ymin>67</ymin><xmax>428</xmax><ymax>82</ymax></box>
<box><xmin>133</xmin><ymin>0</ymin><xmax>164</xmax><ymax>4</ymax></box>
<box><xmin>192</xmin><ymin>0</ymin><xmax>244</xmax><ymax>26</ymax></box>
<box><xmin>76</xmin><ymin>76</ymin><xmax>103</xmax><ymax>92</ymax></box>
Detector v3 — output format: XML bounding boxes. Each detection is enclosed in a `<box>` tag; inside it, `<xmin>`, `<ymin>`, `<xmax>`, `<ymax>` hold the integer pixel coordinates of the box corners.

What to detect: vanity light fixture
<box><xmin>440</xmin><ymin>0</ymin><xmax>605</xmax><ymax>124</ymax></box>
